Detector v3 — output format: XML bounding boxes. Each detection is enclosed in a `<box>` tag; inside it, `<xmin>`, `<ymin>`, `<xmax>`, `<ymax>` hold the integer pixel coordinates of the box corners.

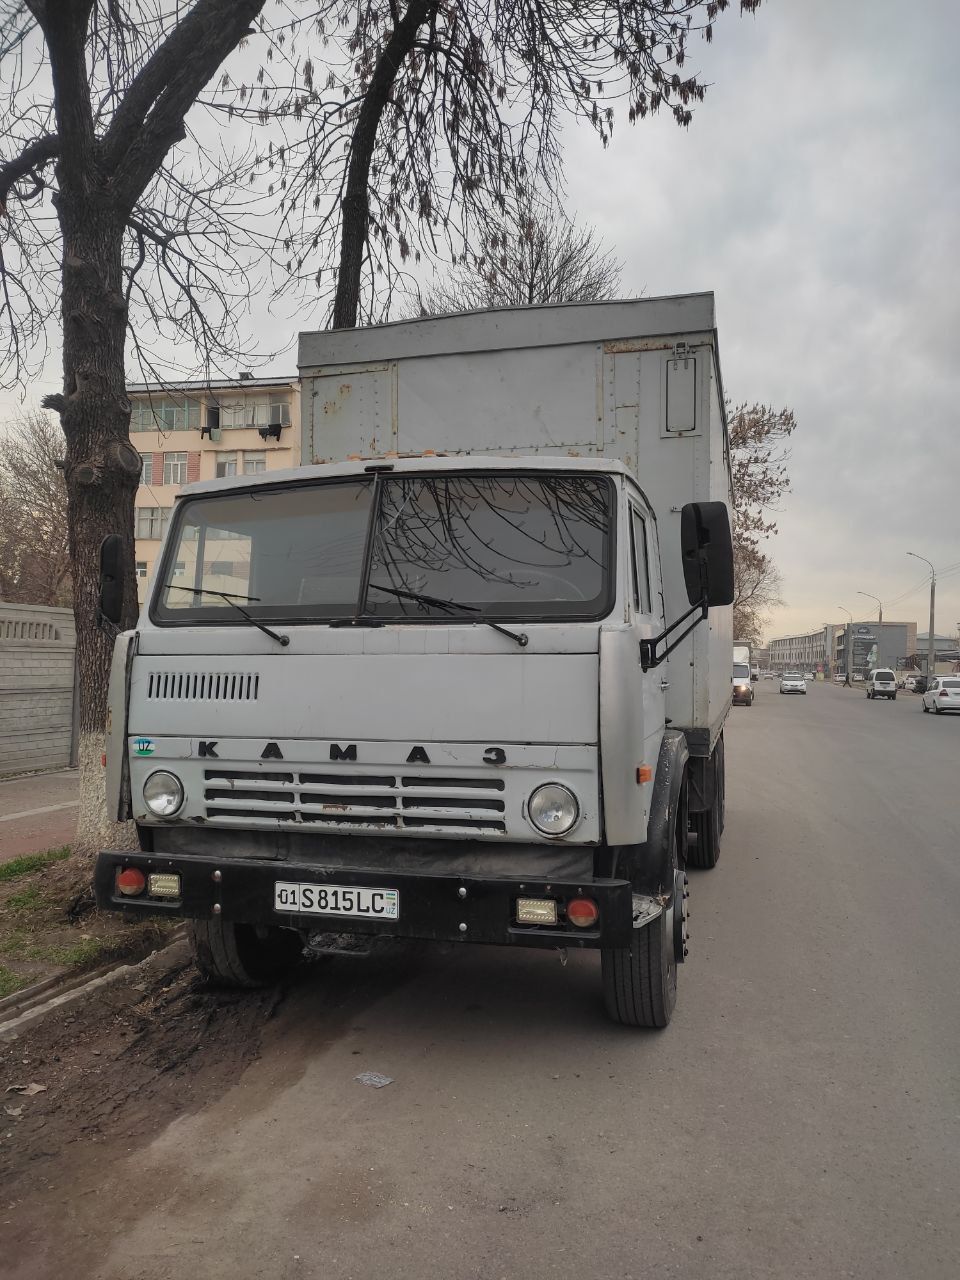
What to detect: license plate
<box><xmin>274</xmin><ymin>881</ymin><xmax>400</xmax><ymax>920</ymax></box>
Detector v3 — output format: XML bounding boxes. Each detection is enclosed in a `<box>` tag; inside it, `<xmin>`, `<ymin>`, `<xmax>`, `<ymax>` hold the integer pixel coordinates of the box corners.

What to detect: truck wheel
<box><xmin>688</xmin><ymin>751</ymin><xmax>721</xmax><ymax>870</ymax></box>
<box><xmin>188</xmin><ymin>918</ymin><xmax>303</xmax><ymax>988</ymax></box>
<box><xmin>716</xmin><ymin>734</ymin><xmax>726</xmax><ymax>836</ymax></box>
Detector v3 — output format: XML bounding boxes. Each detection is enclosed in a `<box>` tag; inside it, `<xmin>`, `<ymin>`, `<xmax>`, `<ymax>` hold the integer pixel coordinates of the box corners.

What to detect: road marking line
<box><xmin>0</xmin><ymin>801</ymin><xmax>79</xmax><ymax>823</ymax></box>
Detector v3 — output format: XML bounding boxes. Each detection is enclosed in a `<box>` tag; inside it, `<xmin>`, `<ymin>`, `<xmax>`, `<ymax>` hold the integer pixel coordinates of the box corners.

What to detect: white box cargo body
<box><xmin>299</xmin><ymin>293</ymin><xmax>733</xmax><ymax>755</ymax></box>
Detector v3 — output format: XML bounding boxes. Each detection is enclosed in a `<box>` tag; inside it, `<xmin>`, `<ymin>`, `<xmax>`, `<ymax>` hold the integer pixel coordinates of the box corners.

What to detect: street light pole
<box><xmin>907</xmin><ymin>553</ymin><xmax>936</xmax><ymax>679</ymax></box>
<box><xmin>857</xmin><ymin>591</ymin><xmax>883</xmax><ymax>626</ymax></box>
<box><xmin>838</xmin><ymin>605</ymin><xmax>853</xmax><ymax>686</ymax></box>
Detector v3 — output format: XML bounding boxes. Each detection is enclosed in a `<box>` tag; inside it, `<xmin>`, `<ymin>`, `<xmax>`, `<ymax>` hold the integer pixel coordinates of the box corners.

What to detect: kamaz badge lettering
<box><xmin>483</xmin><ymin>747</ymin><xmax>507</xmax><ymax>765</ymax></box>
<box><xmin>261</xmin><ymin>742</ymin><xmax>284</xmax><ymax>759</ymax></box>
<box><xmin>198</xmin><ymin>741</ymin><xmax>219</xmax><ymax>758</ymax></box>
<box><xmin>330</xmin><ymin>744</ymin><xmax>357</xmax><ymax>762</ymax></box>
<box><xmin>406</xmin><ymin>746</ymin><xmax>431</xmax><ymax>764</ymax></box>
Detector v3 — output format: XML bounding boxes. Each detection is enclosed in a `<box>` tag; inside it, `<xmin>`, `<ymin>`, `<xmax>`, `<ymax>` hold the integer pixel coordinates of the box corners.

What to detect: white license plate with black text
<box><xmin>274</xmin><ymin>881</ymin><xmax>400</xmax><ymax>920</ymax></box>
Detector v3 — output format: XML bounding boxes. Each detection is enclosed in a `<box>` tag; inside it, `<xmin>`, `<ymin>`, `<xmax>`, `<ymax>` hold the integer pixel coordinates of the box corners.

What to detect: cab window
<box><xmin>629</xmin><ymin>508</ymin><xmax>652</xmax><ymax>614</ymax></box>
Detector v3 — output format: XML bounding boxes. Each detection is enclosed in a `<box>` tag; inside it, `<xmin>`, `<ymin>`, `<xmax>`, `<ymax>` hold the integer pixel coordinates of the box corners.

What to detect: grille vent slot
<box><xmin>146</xmin><ymin>671</ymin><xmax>260</xmax><ymax>701</ymax></box>
<box><xmin>202</xmin><ymin>766</ymin><xmax>507</xmax><ymax>835</ymax></box>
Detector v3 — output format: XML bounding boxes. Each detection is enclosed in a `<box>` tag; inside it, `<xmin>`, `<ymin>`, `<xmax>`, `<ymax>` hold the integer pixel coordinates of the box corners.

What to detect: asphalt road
<box><xmin>4</xmin><ymin>681</ymin><xmax>959</xmax><ymax>1279</ymax></box>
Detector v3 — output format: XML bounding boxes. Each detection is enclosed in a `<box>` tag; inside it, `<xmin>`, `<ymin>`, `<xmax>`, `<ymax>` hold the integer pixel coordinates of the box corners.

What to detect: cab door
<box><xmin>628</xmin><ymin>495</ymin><xmax>667</xmax><ymax>764</ymax></box>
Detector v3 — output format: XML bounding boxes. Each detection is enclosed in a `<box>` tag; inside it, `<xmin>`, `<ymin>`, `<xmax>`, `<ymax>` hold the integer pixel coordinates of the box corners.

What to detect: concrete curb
<box><xmin>0</xmin><ymin>931</ymin><xmax>188</xmax><ymax>1042</ymax></box>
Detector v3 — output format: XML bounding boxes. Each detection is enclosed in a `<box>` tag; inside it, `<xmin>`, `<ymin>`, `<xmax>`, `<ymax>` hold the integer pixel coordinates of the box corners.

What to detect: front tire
<box><xmin>189</xmin><ymin>918</ymin><xmax>303</xmax><ymax>988</ymax></box>
<box><xmin>602</xmin><ymin>906</ymin><xmax>678</xmax><ymax>1029</ymax></box>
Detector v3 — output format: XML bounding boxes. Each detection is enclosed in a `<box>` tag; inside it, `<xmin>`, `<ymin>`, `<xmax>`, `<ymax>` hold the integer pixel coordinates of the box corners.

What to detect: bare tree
<box><xmin>0</xmin><ymin>0</ymin><xmax>274</xmax><ymax>857</ymax></box>
<box><xmin>412</xmin><ymin>201</ymin><xmax>624</xmax><ymax>314</ymax></box>
<box><xmin>0</xmin><ymin>411</ymin><xmax>71</xmax><ymax>606</ymax></box>
<box><xmin>732</xmin><ymin>544</ymin><xmax>783</xmax><ymax>646</ymax></box>
<box><xmin>250</xmin><ymin>0</ymin><xmax>763</xmax><ymax>328</ymax></box>
<box><xmin>728</xmin><ymin>402</ymin><xmax>796</xmax><ymax>642</ymax></box>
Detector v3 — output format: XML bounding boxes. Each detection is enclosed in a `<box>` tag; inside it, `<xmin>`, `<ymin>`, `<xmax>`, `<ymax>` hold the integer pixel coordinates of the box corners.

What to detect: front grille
<box><xmin>146</xmin><ymin>671</ymin><xmax>260</xmax><ymax>701</ymax></box>
<box><xmin>202</xmin><ymin>766</ymin><xmax>507</xmax><ymax>835</ymax></box>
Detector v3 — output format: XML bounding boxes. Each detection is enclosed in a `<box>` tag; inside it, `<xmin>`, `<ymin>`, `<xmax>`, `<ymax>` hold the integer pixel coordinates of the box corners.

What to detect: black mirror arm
<box><xmin>97</xmin><ymin>610</ymin><xmax>121</xmax><ymax>641</ymax></box>
<box><xmin>640</xmin><ymin>597</ymin><xmax>708</xmax><ymax>672</ymax></box>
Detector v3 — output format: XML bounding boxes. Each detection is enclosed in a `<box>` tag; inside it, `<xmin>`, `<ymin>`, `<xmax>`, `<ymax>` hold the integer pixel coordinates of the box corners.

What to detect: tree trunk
<box><xmin>331</xmin><ymin>0</ymin><xmax>437</xmax><ymax>329</ymax></box>
<box><xmin>54</xmin><ymin>200</ymin><xmax>141</xmax><ymax>861</ymax></box>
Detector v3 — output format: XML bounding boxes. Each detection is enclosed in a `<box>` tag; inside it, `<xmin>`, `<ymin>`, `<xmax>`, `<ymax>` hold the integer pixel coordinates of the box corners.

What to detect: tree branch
<box><xmin>103</xmin><ymin>0</ymin><xmax>265</xmax><ymax>210</ymax></box>
<box><xmin>0</xmin><ymin>133</ymin><xmax>59</xmax><ymax>210</ymax></box>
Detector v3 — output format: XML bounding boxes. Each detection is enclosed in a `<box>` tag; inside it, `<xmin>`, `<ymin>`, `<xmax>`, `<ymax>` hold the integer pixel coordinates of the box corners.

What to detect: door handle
<box><xmin>659</xmin><ymin>678</ymin><xmax>671</xmax><ymax>691</ymax></box>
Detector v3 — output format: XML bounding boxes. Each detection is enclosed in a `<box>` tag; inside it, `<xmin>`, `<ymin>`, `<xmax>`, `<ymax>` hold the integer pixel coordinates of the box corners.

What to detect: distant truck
<box><xmin>733</xmin><ymin>642</ymin><xmax>754</xmax><ymax>705</ymax></box>
<box><xmin>95</xmin><ymin>293</ymin><xmax>734</xmax><ymax>1028</ymax></box>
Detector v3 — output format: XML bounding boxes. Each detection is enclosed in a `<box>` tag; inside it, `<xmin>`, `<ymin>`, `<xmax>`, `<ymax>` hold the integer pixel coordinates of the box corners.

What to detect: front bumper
<box><xmin>94</xmin><ymin>850</ymin><xmax>638</xmax><ymax>950</ymax></box>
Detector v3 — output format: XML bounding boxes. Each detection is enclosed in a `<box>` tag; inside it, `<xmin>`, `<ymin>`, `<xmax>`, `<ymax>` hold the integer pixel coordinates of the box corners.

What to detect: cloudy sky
<box><xmin>2</xmin><ymin>0</ymin><xmax>956</xmax><ymax>646</ymax></box>
<box><xmin>566</xmin><ymin>0</ymin><xmax>960</xmax><ymax>643</ymax></box>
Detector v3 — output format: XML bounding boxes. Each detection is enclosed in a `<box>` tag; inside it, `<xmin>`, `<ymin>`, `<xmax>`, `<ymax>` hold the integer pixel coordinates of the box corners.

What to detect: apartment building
<box><xmin>768</xmin><ymin>629</ymin><xmax>829</xmax><ymax>673</ymax></box>
<box><xmin>130</xmin><ymin>375</ymin><xmax>300</xmax><ymax>602</ymax></box>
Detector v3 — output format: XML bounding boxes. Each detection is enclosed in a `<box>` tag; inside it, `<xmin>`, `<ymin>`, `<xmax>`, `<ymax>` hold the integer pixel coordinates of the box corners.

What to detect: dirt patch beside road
<box><xmin>0</xmin><ymin>941</ymin><xmax>285</xmax><ymax>1207</ymax></box>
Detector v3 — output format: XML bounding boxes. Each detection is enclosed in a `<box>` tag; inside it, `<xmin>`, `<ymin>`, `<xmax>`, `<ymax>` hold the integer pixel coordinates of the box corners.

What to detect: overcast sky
<box><xmin>2</xmin><ymin>0</ymin><xmax>956</xmax><ymax>646</ymax></box>
<box><xmin>566</xmin><ymin>0</ymin><xmax>959</xmax><ymax>643</ymax></box>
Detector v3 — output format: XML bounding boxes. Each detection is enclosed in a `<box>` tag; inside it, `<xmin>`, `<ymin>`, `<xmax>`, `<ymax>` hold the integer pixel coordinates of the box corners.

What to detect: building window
<box><xmin>172</xmin><ymin>561</ymin><xmax>186</xmax><ymax>578</ymax></box>
<box><xmin>136</xmin><ymin>561</ymin><xmax>148</xmax><ymax>579</ymax></box>
<box><xmin>130</xmin><ymin>397</ymin><xmax>200</xmax><ymax>432</ymax></box>
<box><xmin>163</xmin><ymin>452</ymin><xmax>188</xmax><ymax>485</ymax></box>
<box><xmin>139</xmin><ymin>453</ymin><xmax>153</xmax><ymax>485</ymax></box>
<box><xmin>136</xmin><ymin>507</ymin><xmax>169</xmax><ymax>540</ymax></box>
<box><xmin>215</xmin><ymin>451</ymin><xmax>238</xmax><ymax>478</ymax></box>
<box><xmin>207</xmin><ymin>560</ymin><xmax>234</xmax><ymax>576</ymax></box>
<box><xmin>218</xmin><ymin>395</ymin><xmax>291</xmax><ymax>429</ymax></box>
<box><xmin>243</xmin><ymin>450</ymin><xmax>266</xmax><ymax>475</ymax></box>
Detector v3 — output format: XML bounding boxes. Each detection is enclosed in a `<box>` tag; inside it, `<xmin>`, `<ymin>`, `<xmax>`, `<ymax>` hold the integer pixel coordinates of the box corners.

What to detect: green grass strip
<box><xmin>0</xmin><ymin>964</ymin><xmax>29</xmax><ymax>1000</ymax></box>
<box><xmin>0</xmin><ymin>846</ymin><xmax>71</xmax><ymax>883</ymax></box>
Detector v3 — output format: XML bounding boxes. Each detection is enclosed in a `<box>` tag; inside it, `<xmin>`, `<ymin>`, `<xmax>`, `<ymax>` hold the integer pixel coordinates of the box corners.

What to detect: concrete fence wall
<box><xmin>0</xmin><ymin>603</ymin><xmax>77</xmax><ymax>775</ymax></box>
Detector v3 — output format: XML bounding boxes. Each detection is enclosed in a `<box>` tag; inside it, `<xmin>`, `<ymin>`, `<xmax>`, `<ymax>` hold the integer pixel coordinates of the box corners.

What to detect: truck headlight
<box><xmin>527</xmin><ymin>784</ymin><xmax>579</xmax><ymax>837</ymax></box>
<box><xmin>143</xmin><ymin>770</ymin><xmax>184</xmax><ymax>817</ymax></box>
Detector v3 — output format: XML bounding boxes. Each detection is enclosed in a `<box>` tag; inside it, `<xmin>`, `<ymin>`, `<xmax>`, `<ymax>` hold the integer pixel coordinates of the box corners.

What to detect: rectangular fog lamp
<box><xmin>148</xmin><ymin>873</ymin><xmax>182</xmax><ymax>899</ymax></box>
<box><xmin>516</xmin><ymin>898</ymin><xmax>558</xmax><ymax>926</ymax></box>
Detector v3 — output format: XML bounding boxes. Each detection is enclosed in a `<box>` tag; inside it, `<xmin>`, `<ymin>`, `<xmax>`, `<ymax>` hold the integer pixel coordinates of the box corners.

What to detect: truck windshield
<box><xmin>153</xmin><ymin>472</ymin><xmax>614</xmax><ymax>625</ymax></box>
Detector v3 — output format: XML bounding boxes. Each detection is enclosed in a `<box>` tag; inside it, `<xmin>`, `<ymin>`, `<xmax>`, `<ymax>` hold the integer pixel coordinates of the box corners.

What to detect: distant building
<box><xmin>913</xmin><ymin>633</ymin><xmax>960</xmax><ymax>675</ymax></box>
<box><xmin>129</xmin><ymin>375</ymin><xmax>300</xmax><ymax>602</ymax></box>
<box><xmin>832</xmin><ymin>621</ymin><xmax>917</xmax><ymax>677</ymax></box>
<box><xmin>768</xmin><ymin>629</ymin><xmax>829</xmax><ymax>672</ymax></box>
<box><xmin>770</xmin><ymin>621</ymin><xmax>918</xmax><ymax>676</ymax></box>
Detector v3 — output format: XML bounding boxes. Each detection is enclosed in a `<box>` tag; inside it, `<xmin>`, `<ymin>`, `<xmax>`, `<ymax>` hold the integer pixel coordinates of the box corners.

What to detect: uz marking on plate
<box><xmin>274</xmin><ymin>881</ymin><xmax>400</xmax><ymax>920</ymax></box>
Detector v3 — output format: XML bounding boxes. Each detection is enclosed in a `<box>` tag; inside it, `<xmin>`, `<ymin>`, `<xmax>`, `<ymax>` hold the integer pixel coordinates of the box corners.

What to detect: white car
<box><xmin>921</xmin><ymin>676</ymin><xmax>960</xmax><ymax>714</ymax></box>
<box><xmin>780</xmin><ymin>672</ymin><xmax>807</xmax><ymax>695</ymax></box>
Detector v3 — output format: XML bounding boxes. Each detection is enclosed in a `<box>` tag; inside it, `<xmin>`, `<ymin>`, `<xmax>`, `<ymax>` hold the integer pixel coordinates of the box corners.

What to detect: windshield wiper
<box><xmin>366</xmin><ymin>584</ymin><xmax>528</xmax><ymax>648</ymax></box>
<box><xmin>164</xmin><ymin>584</ymin><xmax>290</xmax><ymax>647</ymax></box>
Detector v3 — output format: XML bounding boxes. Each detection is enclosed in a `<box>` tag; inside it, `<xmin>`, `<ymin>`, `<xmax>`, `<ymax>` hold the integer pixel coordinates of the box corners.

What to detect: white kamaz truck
<box><xmin>96</xmin><ymin>293</ymin><xmax>734</xmax><ymax>1028</ymax></box>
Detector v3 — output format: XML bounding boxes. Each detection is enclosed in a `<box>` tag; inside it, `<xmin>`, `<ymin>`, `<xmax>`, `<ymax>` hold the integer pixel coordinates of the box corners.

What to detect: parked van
<box><xmin>865</xmin><ymin>669</ymin><xmax>897</xmax><ymax>700</ymax></box>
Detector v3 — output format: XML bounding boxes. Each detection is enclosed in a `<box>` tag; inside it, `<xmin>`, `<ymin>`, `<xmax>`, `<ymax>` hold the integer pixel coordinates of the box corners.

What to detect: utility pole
<box><xmin>907</xmin><ymin>553</ymin><xmax>936</xmax><ymax>679</ymax></box>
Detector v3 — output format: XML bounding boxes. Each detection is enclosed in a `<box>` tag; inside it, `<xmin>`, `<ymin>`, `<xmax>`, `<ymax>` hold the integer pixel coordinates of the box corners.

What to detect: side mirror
<box><xmin>99</xmin><ymin>534</ymin><xmax>124</xmax><ymax>627</ymax></box>
<box><xmin>680</xmin><ymin>501</ymin><xmax>734</xmax><ymax>607</ymax></box>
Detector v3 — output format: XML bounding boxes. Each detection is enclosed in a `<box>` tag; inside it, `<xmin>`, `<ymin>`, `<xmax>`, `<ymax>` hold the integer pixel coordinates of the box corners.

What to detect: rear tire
<box><xmin>688</xmin><ymin>788</ymin><xmax>720</xmax><ymax>870</ymax></box>
<box><xmin>188</xmin><ymin>918</ymin><xmax>303</xmax><ymax>988</ymax></box>
<box><xmin>922</xmin><ymin>701</ymin><xmax>929</xmax><ymax>713</ymax></box>
<box><xmin>716</xmin><ymin>734</ymin><xmax>726</xmax><ymax>836</ymax></box>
